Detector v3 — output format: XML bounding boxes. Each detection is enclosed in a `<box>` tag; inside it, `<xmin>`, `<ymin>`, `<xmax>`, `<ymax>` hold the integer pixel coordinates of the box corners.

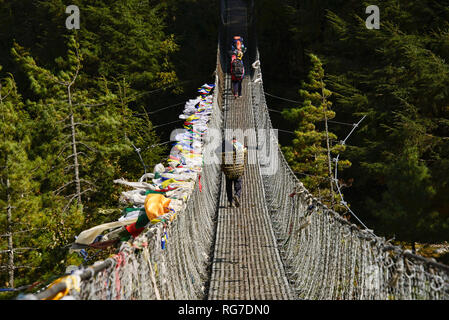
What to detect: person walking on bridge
<box><xmin>221</xmin><ymin>137</ymin><xmax>246</xmax><ymax>208</ymax></box>
<box><xmin>230</xmin><ymin>52</ymin><xmax>244</xmax><ymax>99</ymax></box>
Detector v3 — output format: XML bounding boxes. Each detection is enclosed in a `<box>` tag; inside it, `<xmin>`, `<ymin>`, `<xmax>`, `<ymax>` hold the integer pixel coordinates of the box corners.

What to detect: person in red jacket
<box><xmin>230</xmin><ymin>52</ymin><xmax>244</xmax><ymax>98</ymax></box>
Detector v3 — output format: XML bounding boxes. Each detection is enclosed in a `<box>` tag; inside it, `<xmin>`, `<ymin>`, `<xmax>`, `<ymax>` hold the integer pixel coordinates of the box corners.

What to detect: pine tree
<box><xmin>322</xmin><ymin>5</ymin><xmax>449</xmax><ymax>244</ymax></box>
<box><xmin>282</xmin><ymin>54</ymin><xmax>350</xmax><ymax>211</ymax></box>
<box><xmin>64</xmin><ymin>0</ymin><xmax>180</xmax><ymax>91</ymax></box>
<box><xmin>12</xmin><ymin>36</ymin><xmax>95</xmax><ymax>215</ymax></box>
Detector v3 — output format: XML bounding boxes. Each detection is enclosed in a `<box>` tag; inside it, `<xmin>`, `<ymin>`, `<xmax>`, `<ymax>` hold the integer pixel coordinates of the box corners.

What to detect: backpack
<box><xmin>231</xmin><ymin>59</ymin><xmax>244</xmax><ymax>80</ymax></box>
<box><xmin>231</xmin><ymin>36</ymin><xmax>244</xmax><ymax>53</ymax></box>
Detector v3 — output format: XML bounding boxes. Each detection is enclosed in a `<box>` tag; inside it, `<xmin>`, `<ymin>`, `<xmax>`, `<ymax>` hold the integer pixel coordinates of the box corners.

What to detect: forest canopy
<box><xmin>0</xmin><ymin>0</ymin><xmax>218</xmax><ymax>294</ymax></box>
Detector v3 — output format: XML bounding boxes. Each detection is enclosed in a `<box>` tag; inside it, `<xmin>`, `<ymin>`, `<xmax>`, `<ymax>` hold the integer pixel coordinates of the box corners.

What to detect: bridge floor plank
<box><xmin>207</xmin><ymin>77</ymin><xmax>293</xmax><ymax>300</ymax></box>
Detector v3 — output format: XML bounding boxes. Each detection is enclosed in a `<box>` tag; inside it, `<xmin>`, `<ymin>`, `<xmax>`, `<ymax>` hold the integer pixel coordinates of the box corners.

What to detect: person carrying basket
<box><xmin>221</xmin><ymin>136</ymin><xmax>247</xmax><ymax>208</ymax></box>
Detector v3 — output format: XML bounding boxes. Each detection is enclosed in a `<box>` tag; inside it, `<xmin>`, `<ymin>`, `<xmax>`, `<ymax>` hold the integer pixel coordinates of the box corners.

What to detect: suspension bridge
<box><xmin>21</xmin><ymin>0</ymin><xmax>449</xmax><ymax>300</ymax></box>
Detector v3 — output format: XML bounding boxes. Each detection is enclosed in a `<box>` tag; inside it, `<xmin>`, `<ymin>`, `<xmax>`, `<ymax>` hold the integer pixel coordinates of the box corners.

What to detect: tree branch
<box><xmin>65</xmin><ymin>151</ymin><xmax>86</xmax><ymax>161</ymax></box>
<box><xmin>54</xmin><ymin>180</ymin><xmax>77</xmax><ymax>195</ymax></box>
<box><xmin>62</xmin><ymin>188</ymin><xmax>92</xmax><ymax>213</ymax></box>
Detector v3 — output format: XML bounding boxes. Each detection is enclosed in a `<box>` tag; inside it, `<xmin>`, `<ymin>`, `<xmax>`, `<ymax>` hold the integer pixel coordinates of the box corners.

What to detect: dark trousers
<box><xmin>226</xmin><ymin>176</ymin><xmax>242</xmax><ymax>203</ymax></box>
<box><xmin>231</xmin><ymin>80</ymin><xmax>242</xmax><ymax>96</ymax></box>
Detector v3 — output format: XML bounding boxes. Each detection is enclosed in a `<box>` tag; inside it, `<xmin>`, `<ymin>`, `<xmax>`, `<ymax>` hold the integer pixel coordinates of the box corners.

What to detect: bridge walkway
<box><xmin>207</xmin><ymin>73</ymin><xmax>293</xmax><ymax>300</ymax></box>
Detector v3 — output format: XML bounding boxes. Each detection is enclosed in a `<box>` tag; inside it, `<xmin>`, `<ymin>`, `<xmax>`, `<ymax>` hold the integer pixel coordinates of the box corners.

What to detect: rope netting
<box><xmin>250</xmin><ymin>50</ymin><xmax>449</xmax><ymax>300</ymax></box>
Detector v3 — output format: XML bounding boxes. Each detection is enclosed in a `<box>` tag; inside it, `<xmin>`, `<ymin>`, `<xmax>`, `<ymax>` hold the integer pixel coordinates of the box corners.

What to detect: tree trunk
<box><xmin>68</xmin><ymin>86</ymin><xmax>82</xmax><ymax>206</ymax></box>
<box><xmin>6</xmin><ymin>177</ymin><xmax>14</xmax><ymax>288</ymax></box>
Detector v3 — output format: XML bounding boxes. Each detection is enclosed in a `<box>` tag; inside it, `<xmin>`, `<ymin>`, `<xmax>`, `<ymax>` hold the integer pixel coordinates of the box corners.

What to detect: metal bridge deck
<box><xmin>207</xmin><ymin>76</ymin><xmax>293</xmax><ymax>300</ymax></box>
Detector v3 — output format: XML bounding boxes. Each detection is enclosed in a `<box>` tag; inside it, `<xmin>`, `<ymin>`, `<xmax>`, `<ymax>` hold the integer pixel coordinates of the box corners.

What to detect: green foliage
<box><xmin>1</xmin><ymin>32</ymin><xmax>167</xmax><ymax>290</ymax></box>
<box><xmin>0</xmin><ymin>70</ymin><xmax>47</xmax><ymax>289</ymax></box>
<box><xmin>72</xmin><ymin>0</ymin><xmax>180</xmax><ymax>90</ymax></box>
<box><xmin>12</xmin><ymin>34</ymin><xmax>166</xmax><ymax>219</ymax></box>
<box><xmin>282</xmin><ymin>54</ymin><xmax>350</xmax><ymax>211</ymax></box>
<box><xmin>0</xmin><ymin>0</ymin><xmax>218</xmax><ymax>292</ymax></box>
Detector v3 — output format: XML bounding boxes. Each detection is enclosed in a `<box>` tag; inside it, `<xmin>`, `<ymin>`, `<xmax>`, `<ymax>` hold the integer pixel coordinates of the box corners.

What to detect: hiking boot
<box><xmin>233</xmin><ymin>195</ymin><xmax>240</xmax><ymax>207</ymax></box>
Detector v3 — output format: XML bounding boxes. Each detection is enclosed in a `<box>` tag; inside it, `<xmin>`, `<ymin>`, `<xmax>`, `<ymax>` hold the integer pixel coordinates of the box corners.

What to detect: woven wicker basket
<box><xmin>221</xmin><ymin>149</ymin><xmax>247</xmax><ymax>179</ymax></box>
